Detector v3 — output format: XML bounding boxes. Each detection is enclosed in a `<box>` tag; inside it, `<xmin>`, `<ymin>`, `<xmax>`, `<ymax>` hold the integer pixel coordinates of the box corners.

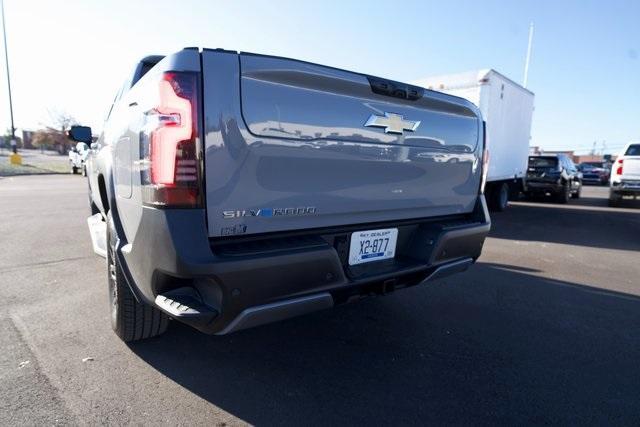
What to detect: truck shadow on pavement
<box><xmin>128</xmin><ymin>262</ymin><xmax>640</xmax><ymax>425</ymax></box>
<box><xmin>490</xmin><ymin>201</ymin><xmax>640</xmax><ymax>251</ymax></box>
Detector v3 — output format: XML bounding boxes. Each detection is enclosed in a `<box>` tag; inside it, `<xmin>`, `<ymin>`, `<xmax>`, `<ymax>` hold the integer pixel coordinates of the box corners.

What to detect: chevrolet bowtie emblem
<box><xmin>364</xmin><ymin>112</ymin><xmax>420</xmax><ymax>135</ymax></box>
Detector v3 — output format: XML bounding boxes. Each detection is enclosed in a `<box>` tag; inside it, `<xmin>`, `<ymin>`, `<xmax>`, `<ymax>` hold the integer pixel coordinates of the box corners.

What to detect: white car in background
<box><xmin>609</xmin><ymin>142</ymin><xmax>640</xmax><ymax>206</ymax></box>
<box><xmin>68</xmin><ymin>141</ymin><xmax>90</xmax><ymax>175</ymax></box>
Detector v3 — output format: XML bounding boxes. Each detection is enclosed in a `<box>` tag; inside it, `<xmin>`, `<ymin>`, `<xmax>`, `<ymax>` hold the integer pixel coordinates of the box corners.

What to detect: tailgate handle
<box><xmin>368</xmin><ymin>76</ymin><xmax>424</xmax><ymax>101</ymax></box>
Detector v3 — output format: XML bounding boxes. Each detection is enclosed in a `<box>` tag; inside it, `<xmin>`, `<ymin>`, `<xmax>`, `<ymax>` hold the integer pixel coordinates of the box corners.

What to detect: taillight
<box><xmin>140</xmin><ymin>72</ymin><xmax>201</xmax><ymax>207</ymax></box>
<box><xmin>616</xmin><ymin>159</ymin><xmax>623</xmax><ymax>176</ymax></box>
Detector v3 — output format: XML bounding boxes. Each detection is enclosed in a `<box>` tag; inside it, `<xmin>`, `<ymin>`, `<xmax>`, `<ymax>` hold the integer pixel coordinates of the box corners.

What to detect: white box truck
<box><xmin>413</xmin><ymin>69</ymin><xmax>535</xmax><ymax>211</ymax></box>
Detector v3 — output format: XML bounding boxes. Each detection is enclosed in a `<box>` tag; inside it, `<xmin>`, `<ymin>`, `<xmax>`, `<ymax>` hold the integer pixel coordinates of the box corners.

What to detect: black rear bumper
<box><xmin>118</xmin><ymin>196</ymin><xmax>491</xmax><ymax>334</ymax></box>
<box><xmin>524</xmin><ymin>179</ymin><xmax>563</xmax><ymax>193</ymax></box>
<box><xmin>611</xmin><ymin>181</ymin><xmax>640</xmax><ymax>196</ymax></box>
<box><xmin>582</xmin><ymin>175</ymin><xmax>607</xmax><ymax>184</ymax></box>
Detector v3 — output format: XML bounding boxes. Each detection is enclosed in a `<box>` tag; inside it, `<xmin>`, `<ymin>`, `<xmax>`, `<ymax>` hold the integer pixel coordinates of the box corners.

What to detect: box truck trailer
<box><xmin>414</xmin><ymin>69</ymin><xmax>535</xmax><ymax>211</ymax></box>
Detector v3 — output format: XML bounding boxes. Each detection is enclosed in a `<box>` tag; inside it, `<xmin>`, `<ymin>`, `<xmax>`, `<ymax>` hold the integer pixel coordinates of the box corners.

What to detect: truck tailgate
<box><xmin>202</xmin><ymin>51</ymin><xmax>483</xmax><ymax>237</ymax></box>
<box><xmin>622</xmin><ymin>157</ymin><xmax>640</xmax><ymax>180</ymax></box>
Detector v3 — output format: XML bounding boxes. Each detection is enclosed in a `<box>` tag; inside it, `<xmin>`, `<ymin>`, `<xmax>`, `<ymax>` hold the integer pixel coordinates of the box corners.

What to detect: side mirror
<box><xmin>68</xmin><ymin>125</ymin><xmax>92</xmax><ymax>143</ymax></box>
<box><xmin>90</xmin><ymin>142</ymin><xmax>99</xmax><ymax>150</ymax></box>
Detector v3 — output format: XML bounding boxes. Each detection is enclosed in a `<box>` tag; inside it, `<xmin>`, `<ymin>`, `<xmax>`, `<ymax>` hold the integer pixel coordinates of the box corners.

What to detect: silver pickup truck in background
<box><xmin>69</xmin><ymin>48</ymin><xmax>491</xmax><ymax>342</ymax></box>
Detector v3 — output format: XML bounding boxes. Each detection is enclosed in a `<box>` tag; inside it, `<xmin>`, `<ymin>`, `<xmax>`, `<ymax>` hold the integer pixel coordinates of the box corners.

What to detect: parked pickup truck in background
<box><xmin>609</xmin><ymin>142</ymin><xmax>640</xmax><ymax>206</ymax></box>
<box><xmin>70</xmin><ymin>48</ymin><xmax>491</xmax><ymax>342</ymax></box>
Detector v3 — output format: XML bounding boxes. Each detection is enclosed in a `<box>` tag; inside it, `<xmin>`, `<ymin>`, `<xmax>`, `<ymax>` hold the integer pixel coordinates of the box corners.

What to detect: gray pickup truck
<box><xmin>70</xmin><ymin>48</ymin><xmax>490</xmax><ymax>342</ymax></box>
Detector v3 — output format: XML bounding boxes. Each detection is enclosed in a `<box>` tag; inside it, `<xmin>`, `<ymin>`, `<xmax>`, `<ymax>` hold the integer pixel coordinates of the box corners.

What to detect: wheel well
<box><xmin>97</xmin><ymin>174</ymin><xmax>110</xmax><ymax>214</ymax></box>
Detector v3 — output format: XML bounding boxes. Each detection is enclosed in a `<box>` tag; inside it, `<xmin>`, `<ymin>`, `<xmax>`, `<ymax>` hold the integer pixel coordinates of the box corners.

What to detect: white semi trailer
<box><xmin>414</xmin><ymin>69</ymin><xmax>535</xmax><ymax>211</ymax></box>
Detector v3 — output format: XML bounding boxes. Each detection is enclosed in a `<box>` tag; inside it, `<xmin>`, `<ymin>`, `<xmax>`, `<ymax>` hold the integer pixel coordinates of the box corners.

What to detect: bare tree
<box><xmin>39</xmin><ymin>109</ymin><xmax>78</xmax><ymax>154</ymax></box>
<box><xmin>47</xmin><ymin>108</ymin><xmax>78</xmax><ymax>133</ymax></box>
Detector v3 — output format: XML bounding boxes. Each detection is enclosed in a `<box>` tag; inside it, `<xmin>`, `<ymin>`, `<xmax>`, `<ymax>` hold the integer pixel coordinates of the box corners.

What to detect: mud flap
<box><xmin>87</xmin><ymin>214</ymin><xmax>107</xmax><ymax>258</ymax></box>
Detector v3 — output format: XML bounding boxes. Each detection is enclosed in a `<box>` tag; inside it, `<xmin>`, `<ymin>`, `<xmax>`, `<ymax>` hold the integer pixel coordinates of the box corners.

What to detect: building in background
<box><xmin>542</xmin><ymin>150</ymin><xmax>575</xmax><ymax>158</ymax></box>
<box><xmin>22</xmin><ymin>129</ymin><xmax>35</xmax><ymax>149</ymax></box>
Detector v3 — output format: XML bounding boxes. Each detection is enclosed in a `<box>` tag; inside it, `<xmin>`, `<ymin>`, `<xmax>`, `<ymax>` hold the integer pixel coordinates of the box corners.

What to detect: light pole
<box><xmin>1</xmin><ymin>0</ymin><xmax>16</xmax><ymax>149</ymax></box>
<box><xmin>523</xmin><ymin>22</ymin><xmax>534</xmax><ymax>89</ymax></box>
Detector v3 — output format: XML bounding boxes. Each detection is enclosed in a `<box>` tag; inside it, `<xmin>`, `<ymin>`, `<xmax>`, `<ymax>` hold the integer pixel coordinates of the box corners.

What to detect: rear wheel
<box><xmin>88</xmin><ymin>181</ymin><xmax>100</xmax><ymax>216</ymax></box>
<box><xmin>90</xmin><ymin>200</ymin><xmax>100</xmax><ymax>216</ymax></box>
<box><xmin>495</xmin><ymin>183</ymin><xmax>509</xmax><ymax>211</ymax></box>
<box><xmin>487</xmin><ymin>182</ymin><xmax>510</xmax><ymax>211</ymax></box>
<box><xmin>555</xmin><ymin>182</ymin><xmax>570</xmax><ymax>204</ymax></box>
<box><xmin>571</xmin><ymin>182</ymin><xmax>581</xmax><ymax>199</ymax></box>
<box><xmin>107</xmin><ymin>212</ymin><xmax>169</xmax><ymax>342</ymax></box>
<box><xmin>608</xmin><ymin>193</ymin><xmax>622</xmax><ymax>207</ymax></box>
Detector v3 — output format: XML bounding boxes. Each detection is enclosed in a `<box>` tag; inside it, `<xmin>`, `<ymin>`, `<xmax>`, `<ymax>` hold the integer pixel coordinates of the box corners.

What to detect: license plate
<box><xmin>348</xmin><ymin>228</ymin><xmax>398</xmax><ymax>266</ymax></box>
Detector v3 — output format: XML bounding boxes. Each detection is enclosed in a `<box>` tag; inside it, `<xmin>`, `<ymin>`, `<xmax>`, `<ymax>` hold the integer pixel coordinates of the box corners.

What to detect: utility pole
<box><xmin>1</xmin><ymin>0</ymin><xmax>15</xmax><ymax>143</ymax></box>
<box><xmin>523</xmin><ymin>22</ymin><xmax>534</xmax><ymax>89</ymax></box>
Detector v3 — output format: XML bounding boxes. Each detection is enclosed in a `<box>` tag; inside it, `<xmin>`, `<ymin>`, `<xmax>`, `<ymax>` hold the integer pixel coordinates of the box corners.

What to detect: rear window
<box><xmin>529</xmin><ymin>157</ymin><xmax>558</xmax><ymax>168</ymax></box>
<box><xmin>624</xmin><ymin>144</ymin><xmax>640</xmax><ymax>156</ymax></box>
<box><xmin>582</xmin><ymin>162</ymin><xmax>603</xmax><ymax>168</ymax></box>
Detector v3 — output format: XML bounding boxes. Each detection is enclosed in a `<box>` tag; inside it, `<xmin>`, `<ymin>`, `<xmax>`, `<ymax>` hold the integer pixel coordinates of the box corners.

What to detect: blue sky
<box><xmin>0</xmin><ymin>0</ymin><xmax>638</xmax><ymax>153</ymax></box>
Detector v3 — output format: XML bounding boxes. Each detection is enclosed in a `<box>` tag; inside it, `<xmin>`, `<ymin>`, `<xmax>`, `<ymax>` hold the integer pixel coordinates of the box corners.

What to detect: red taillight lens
<box><xmin>616</xmin><ymin>159</ymin><xmax>623</xmax><ymax>176</ymax></box>
<box><xmin>150</xmin><ymin>79</ymin><xmax>193</xmax><ymax>184</ymax></box>
<box><xmin>141</xmin><ymin>72</ymin><xmax>201</xmax><ymax>207</ymax></box>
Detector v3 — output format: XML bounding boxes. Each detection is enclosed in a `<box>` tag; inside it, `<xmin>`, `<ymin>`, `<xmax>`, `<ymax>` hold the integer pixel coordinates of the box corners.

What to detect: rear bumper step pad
<box><xmin>155</xmin><ymin>287</ymin><xmax>219</xmax><ymax>329</ymax></box>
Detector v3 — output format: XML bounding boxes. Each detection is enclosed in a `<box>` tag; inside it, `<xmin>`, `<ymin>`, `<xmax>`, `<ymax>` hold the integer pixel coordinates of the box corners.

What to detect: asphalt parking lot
<box><xmin>1</xmin><ymin>175</ymin><xmax>639</xmax><ymax>425</ymax></box>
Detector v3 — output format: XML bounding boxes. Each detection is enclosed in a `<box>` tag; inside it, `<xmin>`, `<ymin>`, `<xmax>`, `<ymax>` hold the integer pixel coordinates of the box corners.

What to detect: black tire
<box><xmin>90</xmin><ymin>200</ymin><xmax>100</xmax><ymax>216</ymax></box>
<box><xmin>82</xmin><ymin>165</ymin><xmax>87</xmax><ymax>177</ymax></box>
<box><xmin>71</xmin><ymin>165</ymin><xmax>78</xmax><ymax>174</ymax></box>
<box><xmin>571</xmin><ymin>182</ymin><xmax>581</xmax><ymax>199</ymax></box>
<box><xmin>493</xmin><ymin>183</ymin><xmax>509</xmax><ymax>211</ymax></box>
<box><xmin>88</xmin><ymin>181</ymin><xmax>100</xmax><ymax>216</ymax></box>
<box><xmin>107</xmin><ymin>212</ymin><xmax>169</xmax><ymax>342</ymax></box>
<box><xmin>555</xmin><ymin>182</ymin><xmax>570</xmax><ymax>204</ymax></box>
<box><xmin>608</xmin><ymin>194</ymin><xmax>621</xmax><ymax>207</ymax></box>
